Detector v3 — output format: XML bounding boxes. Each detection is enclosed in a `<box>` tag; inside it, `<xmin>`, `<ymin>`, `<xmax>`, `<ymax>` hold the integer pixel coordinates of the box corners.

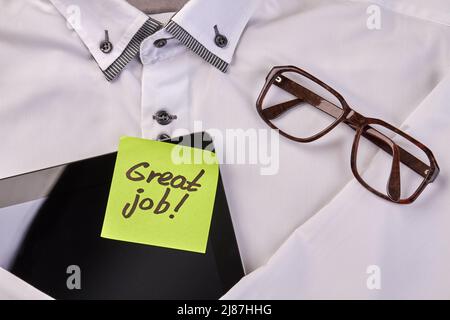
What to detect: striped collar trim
<box><xmin>106</xmin><ymin>18</ymin><xmax>231</xmax><ymax>81</ymax></box>
<box><xmin>103</xmin><ymin>19</ymin><xmax>162</xmax><ymax>81</ymax></box>
<box><xmin>49</xmin><ymin>0</ymin><xmax>261</xmax><ymax>81</ymax></box>
<box><xmin>103</xmin><ymin>17</ymin><xmax>229</xmax><ymax>81</ymax></box>
<box><xmin>166</xmin><ymin>21</ymin><xmax>229</xmax><ymax>73</ymax></box>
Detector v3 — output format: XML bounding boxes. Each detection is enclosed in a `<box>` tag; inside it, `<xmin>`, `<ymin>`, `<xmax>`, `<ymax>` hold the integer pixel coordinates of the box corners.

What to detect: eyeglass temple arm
<box><xmin>268</xmin><ymin>76</ymin><xmax>430</xmax><ymax>179</ymax></box>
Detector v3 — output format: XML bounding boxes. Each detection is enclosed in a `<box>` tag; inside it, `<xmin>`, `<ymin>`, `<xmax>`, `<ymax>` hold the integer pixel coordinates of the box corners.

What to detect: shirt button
<box><xmin>215</xmin><ymin>34</ymin><xmax>228</xmax><ymax>48</ymax></box>
<box><xmin>153</xmin><ymin>38</ymin><xmax>167</xmax><ymax>48</ymax></box>
<box><xmin>100</xmin><ymin>30</ymin><xmax>113</xmax><ymax>54</ymax></box>
<box><xmin>100</xmin><ymin>41</ymin><xmax>113</xmax><ymax>53</ymax></box>
<box><xmin>157</xmin><ymin>133</ymin><xmax>171</xmax><ymax>141</ymax></box>
<box><xmin>153</xmin><ymin>110</ymin><xmax>177</xmax><ymax>125</ymax></box>
<box><xmin>213</xmin><ymin>25</ymin><xmax>228</xmax><ymax>48</ymax></box>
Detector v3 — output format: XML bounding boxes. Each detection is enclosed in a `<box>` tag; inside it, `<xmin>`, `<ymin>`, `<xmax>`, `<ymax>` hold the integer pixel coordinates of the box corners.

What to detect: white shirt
<box><xmin>0</xmin><ymin>0</ymin><xmax>450</xmax><ymax>299</ymax></box>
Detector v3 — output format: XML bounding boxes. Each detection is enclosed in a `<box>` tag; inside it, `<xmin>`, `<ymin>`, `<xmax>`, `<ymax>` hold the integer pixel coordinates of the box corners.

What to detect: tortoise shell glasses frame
<box><xmin>256</xmin><ymin>65</ymin><xmax>439</xmax><ymax>204</ymax></box>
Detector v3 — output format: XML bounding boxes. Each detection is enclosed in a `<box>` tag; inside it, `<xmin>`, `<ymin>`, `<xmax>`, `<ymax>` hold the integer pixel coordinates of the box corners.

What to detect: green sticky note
<box><xmin>101</xmin><ymin>136</ymin><xmax>219</xmax><ymax>254</ymax></box>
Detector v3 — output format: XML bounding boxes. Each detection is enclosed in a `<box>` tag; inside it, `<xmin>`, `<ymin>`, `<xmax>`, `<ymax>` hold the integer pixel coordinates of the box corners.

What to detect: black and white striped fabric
<box><xmin>103</xmin><ymin>18</ymin><xmax>229</xmax><ymax>81</ymax></box>
<box><xmin>166</xmin><ymin>20</ymin><xmax>229</xmax><ymax>73</ymax></box>
<box><xmin>103</xmin><ymin>18</ymin><xmax>162</xmax><ymax>81</ymax></box>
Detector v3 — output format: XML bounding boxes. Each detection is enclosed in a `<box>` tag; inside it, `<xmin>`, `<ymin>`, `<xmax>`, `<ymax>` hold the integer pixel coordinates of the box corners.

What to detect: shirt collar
<box><xmin>49</xmin><ymin>0</ymin><xmax>260</xmax><ymax>81</ymax></box>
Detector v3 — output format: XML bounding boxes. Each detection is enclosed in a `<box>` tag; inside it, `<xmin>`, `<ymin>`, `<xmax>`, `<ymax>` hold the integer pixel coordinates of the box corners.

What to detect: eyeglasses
<box><xmin>257</xmin><ymin>65</ymin><xmax>439</xmax><ymax>204</ymax></box>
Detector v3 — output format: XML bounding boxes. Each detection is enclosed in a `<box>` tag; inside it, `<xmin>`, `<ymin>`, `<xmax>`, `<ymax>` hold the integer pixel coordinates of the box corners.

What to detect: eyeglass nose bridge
<box><xmin>344</xmin><ymin>110</ymin><xmax>367</xmax><ymax>128</ymax></box>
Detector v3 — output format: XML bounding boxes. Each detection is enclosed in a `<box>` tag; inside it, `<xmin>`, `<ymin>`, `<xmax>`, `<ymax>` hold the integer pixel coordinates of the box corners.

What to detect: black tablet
<box><xmin>0</xmin><ymin>132</ymin><xmax>244</xmax><ymax>299</ymax></box>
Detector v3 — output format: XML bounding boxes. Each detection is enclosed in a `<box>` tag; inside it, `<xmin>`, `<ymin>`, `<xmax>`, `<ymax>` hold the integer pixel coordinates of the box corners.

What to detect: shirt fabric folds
<box><xmin>0</xmin><ymin>0</ymin><xmax>450</xmax><ymax>299</ymax></box>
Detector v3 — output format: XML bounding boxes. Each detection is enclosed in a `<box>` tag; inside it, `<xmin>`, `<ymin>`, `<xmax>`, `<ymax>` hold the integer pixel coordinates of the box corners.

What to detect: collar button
<box><xmin>213</xmin><ymin>25</ymin><xmax>228</xmax><ymax>48</ymax></box>
<box><xmin>100</xmin><ymin>41</ymin><xmax>113</xmax><ymax>53</ymax></box>
<box><xmin>100</xmin><ymin>30</ymin><xmax>113</xmax><ymax>54</ymax></box>
<box><xmin>154</xmin><ymin>38</ymin><xmax>167</xmax><ymax>48</ymax></box>
<box><xmin>215</xmin><ymin>34</ymin><xmax>228</xmax><ymax>48</ymax></box>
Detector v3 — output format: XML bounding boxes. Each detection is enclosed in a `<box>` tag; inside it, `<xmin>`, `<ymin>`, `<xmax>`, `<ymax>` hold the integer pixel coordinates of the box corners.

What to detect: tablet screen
<box><xmin>0</xmin><ymin>133</ymin><xmax>244</xmax><ymax>299</ymax></box>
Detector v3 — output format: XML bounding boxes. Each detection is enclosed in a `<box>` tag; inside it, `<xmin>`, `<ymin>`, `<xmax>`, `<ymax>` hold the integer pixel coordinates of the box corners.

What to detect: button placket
<box><xmin>140</xmin><ymin>29</ymin><xmax>186</xmax><ymax>66</ymax></box>
<box><xmin>140</xmin><ymin>32</ymin><xmax>192</xmax><ymax>141</ymax></box>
